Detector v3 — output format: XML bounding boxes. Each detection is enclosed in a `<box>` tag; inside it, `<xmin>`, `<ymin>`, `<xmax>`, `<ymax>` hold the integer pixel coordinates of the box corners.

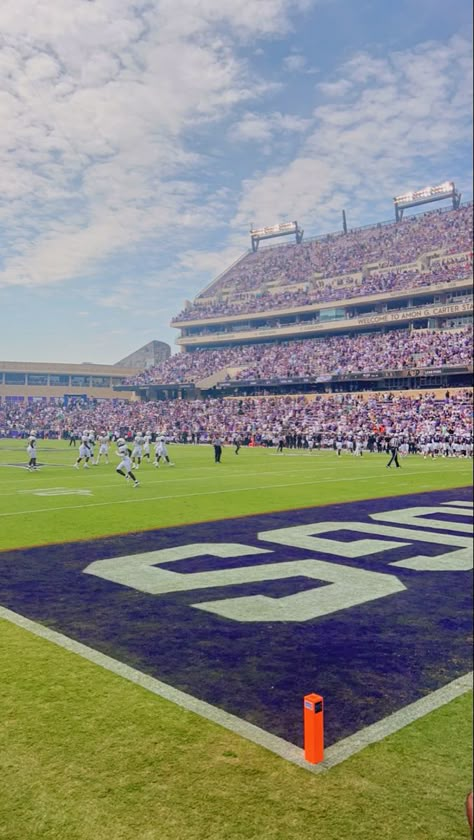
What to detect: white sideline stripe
<box><xmin>0</xmin><ymin>465</ymin><xmax>471</xmax><ymax>496</ymax></box>
<box><xmin>0</xmin><ymin>471</ymin><xmax>432</xmax><ymax>518</ymax></box>
<box><xmin>0</xmin><ymin>605</ymin><xmax>471</xmax><ymax>774</ymax></box>
<box><xmin>1</xmin><ymin>464</ymin><xmax>393</xmax><ymax>498</ymax></box>
<box><xmin>320</xmin><ymin>672</ymin><xmax>473</xmax><ymax>769</ymax></box>
<box><xmin>0</xmin><ymin>455</ymin><xmax>469</xmax><ymax>490</ymax></box>
<box><xmin>0</xmin><ymin>455</ymin><xmax>326</xmax><ymax>484</ymax></box>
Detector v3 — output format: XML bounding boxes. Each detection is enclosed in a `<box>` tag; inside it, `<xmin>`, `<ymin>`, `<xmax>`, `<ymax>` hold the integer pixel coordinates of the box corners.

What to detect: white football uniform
<box><xmin>27</xmin><ymin>443</ymin><xmax>37</xmax><ymax>458</ymax></box>
<box><xmin>155</xmin><ymin>441</ymin><xmax>168</xmax><ymax>458</ymax></box>
<box><xmin>95</xmin><ymin>435</ymin><xmax>109</xmax><ymax>463</ymax></box>
<box><xmin>117</xmin><ymin>445</ymin><xmax>133</xmax><ymax>473</ymax></box>
<box><xmin>99</xmin><ymin>436</ymin><xmax>109</xmax><ymax>455</ymax></box>
<box><xmin>132</xmin><ymin>437</ymin><xmax>143</xmax><ymax>461</ymax></box>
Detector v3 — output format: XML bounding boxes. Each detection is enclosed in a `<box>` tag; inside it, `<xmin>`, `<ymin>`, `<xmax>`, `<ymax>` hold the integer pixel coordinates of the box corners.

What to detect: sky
<box><xmin>0</xmin><ymin>0</ymin><xmax>472</xmax><ymax>364</ymax></box>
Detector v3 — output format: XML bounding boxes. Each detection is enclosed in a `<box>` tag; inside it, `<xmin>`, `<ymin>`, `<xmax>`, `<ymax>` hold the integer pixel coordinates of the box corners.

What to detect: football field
<box><xmin>0</xmin><ymin>440</ymin><xmax>472</xmax><ymax>839</ymax></box>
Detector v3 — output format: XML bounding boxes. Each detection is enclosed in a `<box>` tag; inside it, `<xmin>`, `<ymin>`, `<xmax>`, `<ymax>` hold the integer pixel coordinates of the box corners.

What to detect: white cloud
<box><xmin>170</xmin><ymin>33</ymin><xmax>472</xmax><ymax>291</ymax></box>
<box><xmin>317</xmin><ymin>79</ymin><xmax>352</xmax><ymax>97</ymax></box>
<box><xmin>152</xmin><ymin>0</ymin><xmax>314</xmax><ymax>38</ymax></box>
<box><xmin>0</xmin><ymin>0</ymin><xmax>471</xmax><ymax>328</ymax></box>
<box><xmin>283</xmin><ymin>53</ymin><xmax>307</xmax><ymax>72</ymax></box>
<box><xmin>234</xmin><ymin>35</ymin><xmax>473</xmax><ymax>230</ymax></box>
<box><xmin>0</xmin><ymin>0</ymin><xmax>316</xmax><ymax>289</ymax></box>
<box><xmin>177</xmin><ymin>243</ymin><xmax>248</xmax><ymax>278</ymax></box>
<box><xmin>229</xmin><ymin>111</ymin><xmax>312</xmax><ymax>143</ymax></box>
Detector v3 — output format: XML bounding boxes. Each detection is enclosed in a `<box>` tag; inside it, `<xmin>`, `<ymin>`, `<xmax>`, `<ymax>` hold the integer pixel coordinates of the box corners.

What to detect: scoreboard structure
<box><xmin>250</xmin><ymin>220</ymin><xmax>304</xmax><ymax>252</ymax></box>
<box><xmin>393</xmin><ymin>180</ymin><xmax>461</xmax><ymax>221</ymax></box>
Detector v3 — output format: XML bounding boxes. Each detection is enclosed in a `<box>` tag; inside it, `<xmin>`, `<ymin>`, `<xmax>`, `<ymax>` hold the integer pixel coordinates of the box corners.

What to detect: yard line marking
<box><xmin>2</xmin><ymin>464</ymin><xmax>397</xmax><ymax>498</ymax></box>
<box><xmin>0</xmin><ymin>470</ymin><xmax>439</xmax><ymax>518</ymax></box>
<box><xmin>0</xmin><ymin>453</ymin><xmax>469</xmax><ymax>488</ymax></box>
<box><xmin>2</xmin><ymin>460</ymin><xmax>467</xmax><ymax>498</ymax></box>
<box><xmin>0</xmin><ymin>464</ymin><xmax>431</xmax><ymax>498</ymax></box>
<box><xmin>0</xmin><ymin>464</ymin><xmax>471</xmax><ymax>496</ymax></box>
<box><xmin>4</xmin><ymin>485</ymin><xmax>471</xmax><ymax>554</ymax></box>
<box><xmin>0</xmin><ymin>605</ymin><xmax>471</xmax><ymax>774</ymax></box>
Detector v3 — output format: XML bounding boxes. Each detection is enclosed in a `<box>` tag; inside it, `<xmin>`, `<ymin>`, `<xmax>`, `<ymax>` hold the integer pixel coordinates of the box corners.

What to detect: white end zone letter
<box><xmin>84</xmin><ymin>541</ymin><xmax>406</xmax><ymax>623</ymax></box>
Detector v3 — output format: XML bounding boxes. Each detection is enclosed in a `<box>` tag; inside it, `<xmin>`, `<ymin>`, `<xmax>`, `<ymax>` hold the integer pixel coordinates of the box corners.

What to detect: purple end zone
<box><xmin>0</xmin><ymin>487</ymin><xmax>472</xmax><ymax>748</ymax></box>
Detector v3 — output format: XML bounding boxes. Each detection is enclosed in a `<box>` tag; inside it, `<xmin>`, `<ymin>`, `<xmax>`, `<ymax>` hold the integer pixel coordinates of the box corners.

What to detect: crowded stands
<box><xmin>2</xmin><ymin>205</ymin><xmax>472</xmax><ymax>453</ymax></box>
<box><xmin>1</xmin><ymin>391</ymin><xmax>472</xmax><ymax>450</ymax></box>
<box><xmin>126</xmin><ymin>326</ymin><xmax>472</xmax><ymax>386</ymax></box>
<box><xmin>175</xmin><ymin>259</ymin><xmax>473</xmax><ymax>321</ymax></box>
<box><xmin>172</xmin><ymin>205</ymin><xmax>473</xmax><ymax>322</ymax></box>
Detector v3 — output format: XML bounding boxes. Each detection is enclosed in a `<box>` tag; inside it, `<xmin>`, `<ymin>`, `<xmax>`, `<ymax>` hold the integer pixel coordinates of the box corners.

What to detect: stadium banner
<box><xmin>177</xmin><ymin>300</ymin><xmax>473</xmax><ymax>344</ymax></box>
<box><xmin>173</xmin><ymin>279</ymin><xmax>471</xmax><ymax>329</ymax></box>
<box><xmin>355</xmin><ymin>301</ymin><xmax>473</xmax><ymax>327</ymax></box>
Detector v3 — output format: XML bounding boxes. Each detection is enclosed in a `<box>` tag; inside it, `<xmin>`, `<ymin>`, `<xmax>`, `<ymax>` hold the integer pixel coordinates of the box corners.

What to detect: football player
<box><xmin>26</xmin><ymin>435</ymin><xmax>38</xmax><ymax>471</ymax></box>
<box><xmin>142</xmin><ymin>431</ymin><xmax>152</xmax><ymax>462</ymax></box>
<box><xmin>95</xmin><ymin>432</ymin><xmax>110</xmax><ymax>465</ymax></box>
<box><xmin>73</xmin><ymin>434</ymin><xmax>92</xmax><ymax>469</ymax></box>
<box><xmin>116</xmin><ymin>439</ymin><xmax>140</xmax><ymax>487</ymax></box>
<box><xmin>131</xmin><ymin>434</ymin><xmax>144</xmax><ymax>469</ymax></box>
<box><xmin>154</xmin><ymin>436</ymin><xmax>174</xmax><ymax>468</ymax></box>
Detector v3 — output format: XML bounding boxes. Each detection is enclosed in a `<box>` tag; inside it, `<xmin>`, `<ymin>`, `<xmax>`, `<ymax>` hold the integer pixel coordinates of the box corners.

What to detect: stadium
<box><xmin>1</xmin><ymin>174</ymin><xmax>472</xmax><ymax>840</ymax></box>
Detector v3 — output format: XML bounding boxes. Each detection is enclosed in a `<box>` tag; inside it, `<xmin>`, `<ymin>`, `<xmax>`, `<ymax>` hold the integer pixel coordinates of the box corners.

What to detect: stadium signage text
<box><xmin>177</xmin><ymin>300</ymin><xmax>472</xmax><ymax>344</ymax></box>
<box><xmin>355</xmin><ymin>301</ymin><xmax>472</xmax><ymax>327</ymax></box>
<box><xmin>85</xmin><ymin>500</ymin><xmax>473</xmax><ymax>623</ymax></box>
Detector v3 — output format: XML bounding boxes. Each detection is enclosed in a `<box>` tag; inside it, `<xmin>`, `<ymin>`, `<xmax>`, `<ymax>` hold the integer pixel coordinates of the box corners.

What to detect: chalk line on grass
<box><xmin>0</xmin><ymin>605</ymin><xmax>471</xmax><ymax>775</ymax></box>
<box><xmin>0</xmin><ymin>472</ymin><xmax>432</xmax><ymax>518</ymax></box>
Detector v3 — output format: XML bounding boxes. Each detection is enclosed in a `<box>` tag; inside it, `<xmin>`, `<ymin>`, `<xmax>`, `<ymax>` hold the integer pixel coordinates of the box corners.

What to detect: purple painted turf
<box><xmin>0</xmin><ymin>487</ymin><xmax>472</xmax><ymax>747</ymax></box>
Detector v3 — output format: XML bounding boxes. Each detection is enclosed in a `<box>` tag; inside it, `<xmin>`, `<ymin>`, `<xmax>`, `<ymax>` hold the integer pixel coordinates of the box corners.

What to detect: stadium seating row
<box><xmin>1</xmin><ymin>391</ymin><xmax>472</xmax><ymax>444</ymax></box>
<box><xmin>173</xmin><ymin>205</ymin><xmax>472</xmax><ymax>322</ymax></box>
<box><xmin>125</xmin><ymin>326</ymin><xmax>472</xmax><ymax>387</ymax></box>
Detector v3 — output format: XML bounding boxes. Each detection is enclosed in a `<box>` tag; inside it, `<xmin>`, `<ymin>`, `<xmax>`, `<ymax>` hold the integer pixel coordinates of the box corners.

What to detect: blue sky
<box><xmin>0</xmin><ymin>0</ymin><xmax>472</xmax><ymax>364</ymax></box>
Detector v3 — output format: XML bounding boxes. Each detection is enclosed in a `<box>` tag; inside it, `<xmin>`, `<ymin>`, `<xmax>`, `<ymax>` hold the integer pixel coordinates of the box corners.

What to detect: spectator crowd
<box><xmin>1</xmin><ymin>391</ymin><xmax>472</xmax><ymax>453</ymax></box>
<box><xmin>126</xmin><ymin>326</ymin><xmax>472</xmax><ymax>386</ymax></box>
<box><xmin>1</xmin><ymin>207</ymin><xmax>471</xmax><ymax>459</ymax></box>
<box><xmin>173</xmin><ymin>205</ymin><xmax>473</xmax><ymax>322</ymax></box>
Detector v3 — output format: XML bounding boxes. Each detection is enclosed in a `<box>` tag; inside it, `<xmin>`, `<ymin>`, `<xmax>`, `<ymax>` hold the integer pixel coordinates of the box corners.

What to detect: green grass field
<box><xmin>0</xmin><ymin>439</ymin><xmax>472</xmax><ymax>839</ymax></box>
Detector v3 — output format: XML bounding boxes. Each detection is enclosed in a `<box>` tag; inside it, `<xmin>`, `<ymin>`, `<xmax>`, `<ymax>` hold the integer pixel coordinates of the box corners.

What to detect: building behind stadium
<box><xmin>0</xmin><ymin>341</ymin><xmax>170</xmax><ymax>404</ymax></box>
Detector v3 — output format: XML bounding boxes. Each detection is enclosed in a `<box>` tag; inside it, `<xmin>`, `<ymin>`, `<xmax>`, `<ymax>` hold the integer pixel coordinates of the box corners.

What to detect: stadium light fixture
<box><xmin>393</xmin><ymin>181</ymin><xmax>461</xmax><ymax>221</ymax></box>
<box><xmin>250</xmin><ymin>220</ymin><xmax>304</xmax><ymax>252</ymax></box>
